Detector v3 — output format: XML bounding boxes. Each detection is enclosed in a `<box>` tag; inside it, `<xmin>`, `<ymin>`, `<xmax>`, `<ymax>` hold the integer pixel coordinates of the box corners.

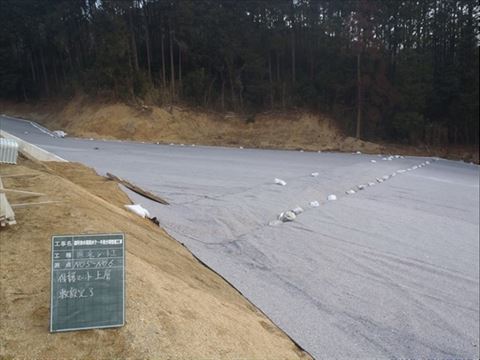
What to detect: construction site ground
<box><xmin>0</xmin><ymin>156</ymin><xmax>309</xmax><ymax>359</ymax></box>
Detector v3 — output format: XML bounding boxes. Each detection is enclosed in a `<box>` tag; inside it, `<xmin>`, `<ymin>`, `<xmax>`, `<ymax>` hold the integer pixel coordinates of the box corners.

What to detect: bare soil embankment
<box><xmin>0</xmin><ymin>156</ymin><xmax>310</xmax><ymax>359</ymax></box>
<box><xmin>0</xmin><ymin>96</ymin><xmax>382</xmax><ymax>153</ymax></box>
<box><xmin>1</xmin><ymin>96</ymin><xmax>478</xmax><ymax>162</ymax></box>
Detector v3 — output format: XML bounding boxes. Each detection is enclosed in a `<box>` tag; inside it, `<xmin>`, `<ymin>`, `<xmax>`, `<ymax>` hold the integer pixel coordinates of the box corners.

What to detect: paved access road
<box><xmin>2</xmin><ymin>115</ymin><xmax>479</xmax><ymax>359</ymax></box>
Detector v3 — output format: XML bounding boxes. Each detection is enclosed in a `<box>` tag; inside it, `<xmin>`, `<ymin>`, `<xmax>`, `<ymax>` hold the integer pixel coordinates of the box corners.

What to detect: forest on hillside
<box><xmin>0</xmin><ymin>0</ymin><xmax>478</xmax><ymax>145</ymax></box>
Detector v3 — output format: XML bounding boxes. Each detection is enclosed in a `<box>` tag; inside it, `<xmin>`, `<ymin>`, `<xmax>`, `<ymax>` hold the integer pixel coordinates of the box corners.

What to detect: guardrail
<box><xmin>0</xmin><ymin>138</ymin><xmax>19</xmax><ymax>164</ymax></box>
<box><xmin>0</xmin><ymin>129</ymin><xmax>67</xmax><ymax>162</ymax></box>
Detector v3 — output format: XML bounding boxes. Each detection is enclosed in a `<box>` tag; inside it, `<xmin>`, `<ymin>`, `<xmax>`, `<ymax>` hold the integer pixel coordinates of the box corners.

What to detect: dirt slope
<box><xmin>0</xmin><ymin>157</ymin><xmax>310</xmax><ymax>359</ymax></box>
<box><xmin>1</xmin><ymin>96</ymin><xmax>381</xmax><ymax>153</ymax></box>
<box><xmin>2</xmin><ymin>96</ymin><xmax>477</xmax><ymax>162</ymax></box>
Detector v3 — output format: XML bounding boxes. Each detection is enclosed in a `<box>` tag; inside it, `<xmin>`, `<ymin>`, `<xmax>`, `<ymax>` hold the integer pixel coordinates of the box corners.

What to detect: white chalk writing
<box><xmin>57</xmin><ymin>287</ymin><xmax>94</xmax><ymax>300</ymax></box>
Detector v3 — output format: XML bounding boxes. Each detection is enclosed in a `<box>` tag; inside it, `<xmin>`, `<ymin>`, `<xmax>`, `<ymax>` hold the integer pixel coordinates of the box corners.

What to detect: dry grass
<box><xmin>1</xmin><ymin>96</ymin><xmax>382</xmax><ymax>153</ymax></box>
<box><xmin>1</xmin><ymin>96</ymin><xmax>477</xmax><ymax>162</ymax></box>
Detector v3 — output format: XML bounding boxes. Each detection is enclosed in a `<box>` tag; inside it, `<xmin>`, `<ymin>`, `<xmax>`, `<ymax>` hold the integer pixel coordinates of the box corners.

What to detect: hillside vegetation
<box><xmin>1</xmin><ymin>0</ymin><xmax>478</xmax><ymax>148</ymax></box>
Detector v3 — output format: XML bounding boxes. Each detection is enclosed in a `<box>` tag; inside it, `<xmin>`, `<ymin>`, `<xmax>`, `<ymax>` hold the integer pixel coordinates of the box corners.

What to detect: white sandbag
<box><xmin>310</xmin><ymin>201</ymin><xmax>320</xmax><ymax>207</ymax></box>
<box><xmin>327</xmin><ymin>194</ymin><xmax>337</xmax><ymax>201</ymax></box>
<box><xmin>292</xmin><ymin>206</ymin><xmax>304</xmax><ymax>215</ymax></box>
<box><xmin>124</xmin><ymin>204</ymin><xmax>150</xmax><ymax>218</ymax></box>
<box><xmin>53</xmin><ymin>130</ymin><xmax>67</xmax><ymax>138</ymax></box>
<box><xmin>278</xmin><ymin>210</ymin><xmax>296</xmax><ymax>222</ymax></box>
<box><xmin>269</xmin><ymin>219</ymin><xmax>283</xmax><ymax>226</ymax></box>
<box><xmin>311</xmin><ymin>172</ymin><xmax>319</xmax><ymax>177</ymax></box>
<box><xmin>274</xmin><ymin>178</ymin><xmax>287</xmax><ymax>186</ymax></box>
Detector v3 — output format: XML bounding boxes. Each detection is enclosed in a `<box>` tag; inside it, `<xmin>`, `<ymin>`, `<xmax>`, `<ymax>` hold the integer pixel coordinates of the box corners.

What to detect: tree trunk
<box><xmin>169</xmin><ymin>23</ymin><xmax>175</xmax><ymax>101</ymax></box>
<box><xmin>204</xmin><ymin>76</ymin><xmax>215</xmax><ymax>106</ymax></box>
<box><xmin>310</xmin><ymin>50</ymin><xmax>314</xmax><ymax>80</ymax></box>
<box><xmin>239</xmin><ymin>75</ymin><xmax>244</xmax><ymax>110</ymax></box>
<box><xmin>291</xmin><ymin>29</ymin><xmax>296</xmax><ymax>83</ymax></box>
<box><xmin>67</xmin><ymin>43</ymin><xmax>74</xmax><ymax>72</ymax></box>
<box><xmin>178</xmin><ymin>44</ymin><xmax>182</xmax><ymax>90</ymax></box>
<box><xmin>161</xmin><ymin>31</ymin><xmax>166</xmax><ymax>89</ymax></box>
<box><xmin>290</xmin><ymin>2</ymin><xmax>296</xmax><ymax>84</ymax></box>
<box><xmin>221</xmin><ymin>77</ymin><xmax>225</xmax><ymax>111</ymax></box>
<box><xmin>39</xmin><ymin>48</ymin><xmax>49</xmax><ymax>97</ymax></box>
<box><xmin>60</xmin><ymin>56</ymin><xmax>67</xmax><ymax>84</ymax></box>
<box><xmin>229</xmin><ymin>67</ymin><xmax>236</xmax><ymax>110</ymax></box>
<box><xmin>143</xmin><ymin>2</ymin><xmax>152</xmax><ymax>83</ymax></box>
<box><xmin>29</xmin><ymin>50</ymin><xmax>36</xmax><ymax>82</ymax></box>
<box><xmin>268</xmin><ymin>52</ymin><xmax>274</xmax><ymax>109</ymax></box>
<box><xmin>128</xmin><ymin>7</ymin><xmax>139</xmax><ymax>73</ymax></box>
<box><xmin>356</xmin><ymin>52</ymin><xmax>362</xmax><ymax>139</ymax></box>
<box><xmin>53</xmin><ymin>58</ymin><xmax>59</xmax><ymax>90</ymax></box>
<box><xmin>276</xmin><ymin>50</ymin><xmax>280</xmax><ymax>82</ymax></box>
<box><xmin>22</xmin><ymin>82</ymin><xmax>28</xmax><ymax>101</ymax></box>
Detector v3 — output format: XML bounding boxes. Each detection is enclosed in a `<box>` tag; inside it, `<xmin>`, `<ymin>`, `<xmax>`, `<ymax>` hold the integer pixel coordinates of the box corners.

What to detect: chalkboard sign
<box><xmin>50</xmin><ymin>233</ymin><xmax>125</xmax><ymax>332</ymax></box>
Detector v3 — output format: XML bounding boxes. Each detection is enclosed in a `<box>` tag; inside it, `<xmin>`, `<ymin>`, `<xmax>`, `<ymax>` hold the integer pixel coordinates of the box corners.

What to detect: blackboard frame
<box><xmin>50</xmin><ymin>233</ymin><xmax>125</xmax><ymax>333</ymax></box>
